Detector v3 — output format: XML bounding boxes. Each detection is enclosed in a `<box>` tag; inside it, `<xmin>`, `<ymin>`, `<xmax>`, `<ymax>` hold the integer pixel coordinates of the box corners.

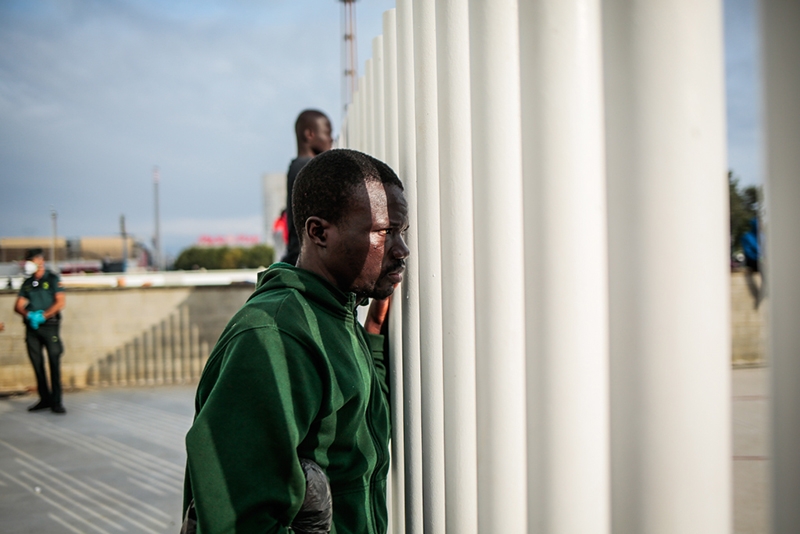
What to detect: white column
<box><xmin>364</xmin><ymin>61</ymin><xmax>375</xmax><ymax>156</ymax></box>
<box><xmin>412</xmin><ymin>1</ymin><xmax>447</xmax><ymax>531</ymax></box>
<box><xmin>359</xmin><ymin>75</ymin><xmax>368</xmax><ymax>153</ymax></box>
<box><xmin>351</xmin><ymin>87</ymin><xmax>362</xmax><ymax>152</ymax></box>
<box><xmin>468</xmin><ymin>0</ymin><xmax>528</xmax><ymax>532</ymax></box>
<box><xmin>435</xmin><ymin>1</ymin><xmax>478</xmax><ymax>533</ymax></box>
<box><xmin>762</xmin><ymin>1</ymin><xmax>800</xmax><ymax>532</ymax></box>
<box><xmin>519</xmin><ymin>1</ymin><xmax>610</xmax><ymax>532</ymax></box>
<box><xmin>396</xmin><ymin>0</ymin><xmax>424</xmax><ymax>532</ymax></box>
<box><xmin>372</xmin><ymin>36</ymin><xmax>386</xmax><ymax>161</ymax></box>
<box><xmin>383</xmin><ymin>9</ymin><xmax>400</xmax><ymax>172</ymax></box>
<box><xmin>382</xmin><ymin>10</ymin><xmax>405</xmax><ymax>534</ymax></box>
<box><xmin>603</xmin><ymin>1</ymin><xmax>731</xmax><ymax>533</ymax></box>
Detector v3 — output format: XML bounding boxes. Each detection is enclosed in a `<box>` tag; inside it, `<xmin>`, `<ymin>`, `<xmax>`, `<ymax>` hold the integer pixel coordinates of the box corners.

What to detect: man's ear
<box><xmin>304</xmin><ymin>127</ymin><xmax>315</xmax><ymax>143</ymax></box>
<box><xmin>305</xmin><ymin>216</ymin><xmax>330</xmax><ymax>247</ymax></box>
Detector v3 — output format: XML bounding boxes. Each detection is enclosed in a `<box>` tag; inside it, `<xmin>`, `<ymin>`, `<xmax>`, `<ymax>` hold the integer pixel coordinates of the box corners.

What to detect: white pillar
<box><xmin>351</xmin><ymin>87</ymin><xmax>362</xmax><ymax>152</ymax></box>
<box><xmin>603</xmin><ymin>1</ymin><xmax>731</xmax><ymax>532</ymax></box>
<box><xmin>382</xmin><ymin>11</ymin><xmax>405</xmax><ymax>534</ymax></box>
<box><xmin>359</xmin><ymin>75</ymin><xmax>368</xmax><ymax>153</ymax></box>
<box><xmin>364</xmin><ymin>61</ymin><xmax>375</xmax><ymax>156</ymax></box>
<box><xmin>383</xmin><ymin>10</ymin><xmax>400</xmax><ymax>172</ymax></box>
<box><xmin>413</xmin><ymin>0</ymin><xmax>445</xmax><ymax>532</ymax></box>
<box><xmin>412</xmin><ymin>1</ymin><xmax>446</xmax><ymax>531</ymax></box>
<box><xmin>396</xmin><ymin>0</ymin><xmax>424</xmax><ymax>532</ymax></box>
<box><xmin>468</xmin><ymin>0</ymin><xmax>528</xmax><ymax>532</ymax></box>
<box><xmin>762</xmin><ymin>1</ymin><xmax>800</xmax><ymax>532</ymax></box>
<box><xmin>435</xmin><ymin>1</ymin><xmax>478</xmax><ymax>533</ymax></box>
<box><xmin>519</xmin><ymin>1</ymin><xmax>610</xmax><ymax>532</ymax></box>
<box><xmin>372</xmin><ymin>36</ymin><xmax>386</xmax><ymax>161</ymax></box>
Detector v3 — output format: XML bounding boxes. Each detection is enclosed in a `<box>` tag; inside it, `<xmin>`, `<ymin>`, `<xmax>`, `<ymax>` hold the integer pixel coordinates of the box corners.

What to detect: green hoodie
<box><xmin>184</xmin><ymin>263</ymin><xmax>390</xmax><ymax>533</ymax></box>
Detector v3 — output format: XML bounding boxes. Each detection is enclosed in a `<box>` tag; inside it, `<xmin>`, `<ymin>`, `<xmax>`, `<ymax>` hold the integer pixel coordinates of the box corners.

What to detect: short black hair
<box><xmin>295</xmin><ymin>109</ymin><xmax>329</xmax><ymax>142</ymax></box>
<box><xmin>292</xmin><ymin>149</ymin><xmax>403</xmax><ymax>243</ymax></box>
<box><xmin>25</xmin><ymin>248</ymin><xmax>44</xmax><ymax>260</ymax></box>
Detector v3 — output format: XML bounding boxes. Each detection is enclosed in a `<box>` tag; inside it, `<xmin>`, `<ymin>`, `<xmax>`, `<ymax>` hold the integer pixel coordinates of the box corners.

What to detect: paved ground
<box><xmin>0</xmin><ymin>368</ymin><xmax>769</xmax><ymax>533</ymax></box>
<box><xmin>732</xmin><ymin>366</ymin><xmax>769</xmax><ymax>534</ymax></box>
<box><xmin>0</xmin><ymin>385</ymin><xmax>196</xmax><ymax>533</ymax></box>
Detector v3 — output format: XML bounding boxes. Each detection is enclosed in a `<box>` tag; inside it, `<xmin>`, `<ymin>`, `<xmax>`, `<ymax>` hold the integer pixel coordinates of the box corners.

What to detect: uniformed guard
<box><xmin>14</xmin><ymin>248</ymin><xmax>67</xmax><ymax>414</ymax></box>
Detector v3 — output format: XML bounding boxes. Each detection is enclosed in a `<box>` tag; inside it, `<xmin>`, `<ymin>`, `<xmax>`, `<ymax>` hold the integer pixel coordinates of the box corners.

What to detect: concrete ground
<box><xmin>0</xmin><ymin>385</ymin><xmax>196</xmax><ymax>533</ymax></box>
<box><xmin>0</xmin><ymin>368</ymin><xmax>769</xmax><ymax>533</ymax></box>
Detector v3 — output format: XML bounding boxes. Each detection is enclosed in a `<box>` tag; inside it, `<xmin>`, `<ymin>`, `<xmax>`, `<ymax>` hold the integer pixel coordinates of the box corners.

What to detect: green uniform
<box><xmin>18</xmin><ymin>270</ymin><xmax>64</xmax><ymax>407</ymax></box>
<box><xmin>19</xmin><ymin>270</ymin><xmax>63</xmax><ymax>318</ymax></box>
<box><xmin>183</xmin><ymin>263</ymin><xmax>390</xmax><ymax>534</ymax></box>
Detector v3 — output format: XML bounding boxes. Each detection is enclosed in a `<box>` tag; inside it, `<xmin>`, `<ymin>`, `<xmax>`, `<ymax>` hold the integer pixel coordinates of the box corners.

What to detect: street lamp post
<box><xmin>50</xmin><ymin>208</ymin><xmax>57</xmax><ymax>272</ymax></box>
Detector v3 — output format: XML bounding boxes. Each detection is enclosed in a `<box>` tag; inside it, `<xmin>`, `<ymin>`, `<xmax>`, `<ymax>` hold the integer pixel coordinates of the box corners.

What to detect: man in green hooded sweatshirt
<box><xmin>183</xmin><ymin>148</ymin><xmax>409</xmax><ymax>533</ymax></box>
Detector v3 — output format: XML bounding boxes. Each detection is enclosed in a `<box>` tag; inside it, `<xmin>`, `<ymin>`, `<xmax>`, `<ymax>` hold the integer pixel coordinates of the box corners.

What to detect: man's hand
<box><xmin>364</xmin><ymin>291</ymin><xmax>395</xmax><ymax>336</ymax></box>
<box><xmin>27</xmin><ymin>310</ymin><xmax>46</xmax><ymax>330</ymax></box>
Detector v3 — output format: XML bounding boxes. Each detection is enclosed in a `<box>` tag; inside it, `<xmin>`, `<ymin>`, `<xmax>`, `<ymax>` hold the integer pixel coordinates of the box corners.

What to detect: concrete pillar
<box><xmin>382</xmin><ymin>9</ymin><xmax>406</xmax><ymax>534</ymax></box>
<box><xmin>762</xmin><ymin>1</ymin><xmax>800</xmax><ymax>532</ymax></box>
<box><xmin>435</xmin><ymin>1</ymin><xmax>478</xmax><ymax>533</ymax></box>
<box><xmin>519</xmin><ymin>1</ymin><xmax>610</xmax><ymax>532</ymax></box>
<box><xmin>372</xmin><ymin>36</ymin><xmax>386</xmax><ymax>161</ymax></box>
<box><xmin>603</xmin><ymin>1</ymin><xmax>731</xmax><ymax>532</ymax></box>
<box><xmin>350</xmin><ymin>91</ymin><xmax>361</xmax><ymax>151</ymax></box>
<box><xmin>396</xmin><ymin>0</ymin><xmax>424</xmax><ymax>531</ymax></box>
<box><xmin>412</xmin><ymin>1</ymin><xmax>447</xmax><ymax>531</ymax></box>
<box><xmin>383</xmin><ymin>10</ymin><xmax>400</xmax><ymax>172</ymax></box>
<box><xmin>468</xmin><ymin>0</ymin><xmax>528</xmax><ymax>531</ymax></box>
<box><xmin>365</xmin><ymin>60</ymin><xmax>375</xmax><ymax>156</ymax></box>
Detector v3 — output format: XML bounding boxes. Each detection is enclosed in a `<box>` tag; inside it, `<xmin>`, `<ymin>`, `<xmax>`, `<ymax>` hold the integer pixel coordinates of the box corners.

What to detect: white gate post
<box><xmin>435</xmin><ymin>1</ymin><xmax>478</xmax><ymax>533</ymax></box>
<box><xmin>603</xmin><ymin>1</ymin><xmax>731</xmax><ymax>532</ymax></box>
<box><xmin>396</xmin><ymin>1</ymin><xmax>424</xmax><ymax>532</ymax></box>
<box><xmin>762</xmin><ymin>1</ymin><xmax>800</xmax><ymax>532</ymax></box>
<box><xmin>411</xmin><ymin>1</ymin><xmax>447</xmax><ymax>531</ymax></box>
<box><xmin>519</xmin><ymin>0</ymin><xmax>610</xmax><ymax>532</ymax></box>
<box><xmin>382</xmin><ymin>10</ymin><xmax>406</xmax><ymax>534</ymax></box>
<box><xmin>468</xmin><ymin>0</ymin><xmax>528</xmax><ymax>531</ymax></box>
<box><xmin>372</xmin><ymin>36</ymin><xmax>386</xmax><ymax>161</ymax></box>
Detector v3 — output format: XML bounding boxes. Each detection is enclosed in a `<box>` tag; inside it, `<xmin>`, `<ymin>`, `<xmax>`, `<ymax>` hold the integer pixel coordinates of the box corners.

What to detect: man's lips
<box><xmin>385</xmin><ymin>264</ymin><xmax>405</xmax><ymax>283</ymax></box>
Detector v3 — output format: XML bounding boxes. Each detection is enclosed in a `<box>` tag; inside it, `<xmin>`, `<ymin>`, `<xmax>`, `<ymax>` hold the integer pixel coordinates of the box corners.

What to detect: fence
<box><xmin>339</xmin><ymin>1</ymin><xmax>799</xmax><ymax>533</ymax></box>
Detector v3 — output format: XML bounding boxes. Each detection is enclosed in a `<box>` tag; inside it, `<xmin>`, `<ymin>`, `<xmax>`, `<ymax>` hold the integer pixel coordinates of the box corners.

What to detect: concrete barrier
<box><xmin>0</xmin><ymin>272</ymin><xmax>765</xmax><ymax>393</ymax></box>
<box><xmin>0</xmin><ymin>284</ymin><xmax>254</xmax><ymax>392</ymax></box>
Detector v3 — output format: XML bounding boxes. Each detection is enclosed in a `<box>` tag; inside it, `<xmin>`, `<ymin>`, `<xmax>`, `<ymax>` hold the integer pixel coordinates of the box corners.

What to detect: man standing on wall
<box><xmin>14</xmin><ymin>248</ymin><xmax>67</xmax><ymax>414</ymax></box>
<box><xmin>281</xmin><ymin>109</ymin><xmax>333</xmax><ymax>265</ymax></box>
<box><xmin>183</xmin><ymin>149</ymin><xmax>409</xmax><ymax>533</ymax></box>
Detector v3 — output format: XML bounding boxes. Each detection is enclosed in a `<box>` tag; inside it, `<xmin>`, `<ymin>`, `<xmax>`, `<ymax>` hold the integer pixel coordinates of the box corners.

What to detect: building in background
<box><xmin>0</xmin><ymin>236</ymin><xmax>151</xmax><ymax>274</ymax></box>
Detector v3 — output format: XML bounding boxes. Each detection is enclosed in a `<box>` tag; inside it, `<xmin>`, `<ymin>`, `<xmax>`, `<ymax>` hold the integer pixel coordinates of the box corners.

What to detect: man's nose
<box><xmin>392</xmin><ymin>235</ymin><xmax>410</xmax><ymax>259</ymax></box>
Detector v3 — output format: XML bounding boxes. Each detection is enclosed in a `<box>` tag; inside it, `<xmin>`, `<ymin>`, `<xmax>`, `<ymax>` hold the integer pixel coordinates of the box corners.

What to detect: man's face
<box><xmin>327</xmin><ymin>182</ymin><xmax>409</xmax><ymax>299</ymax></box>
<box><xmin>308</xmin><ymin>117</ymin><xmax>333</xmax><ymax>155</ymax></box>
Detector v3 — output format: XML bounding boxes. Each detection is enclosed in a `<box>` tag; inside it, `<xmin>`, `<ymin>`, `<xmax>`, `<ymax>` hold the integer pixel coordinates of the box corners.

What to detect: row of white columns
<box><xmin>338</xmin><ymin>1</ymin><xmax>798</xmax><ymax>533</ymax></box>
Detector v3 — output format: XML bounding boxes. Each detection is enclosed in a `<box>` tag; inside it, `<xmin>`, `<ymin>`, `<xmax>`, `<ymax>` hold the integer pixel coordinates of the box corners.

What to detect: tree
<box><xmin>173</xmin><ymin>244</ymin><xmax>274</xmax><ymax>270</ymax></box>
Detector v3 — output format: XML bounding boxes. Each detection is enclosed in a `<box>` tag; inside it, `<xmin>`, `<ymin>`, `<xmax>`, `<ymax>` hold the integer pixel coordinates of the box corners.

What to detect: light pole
<box><xmin>50</xmin><ymin>207</ymin><xmax>57</xmax><ymax>272</ymax></box>
<box><xmin>153</xmin><ymin>166</ymin><xmax>161</xmax><ymax>271</ymax></box>
<box><xmin>120</xmin><ymin>214</ymin><xmax>127</xmax><ymax>272</ymax></box>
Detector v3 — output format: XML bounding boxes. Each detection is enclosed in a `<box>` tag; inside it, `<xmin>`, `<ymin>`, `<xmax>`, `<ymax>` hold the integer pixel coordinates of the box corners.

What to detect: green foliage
<box><xmin>729</xmin><ymin>171</ymin><xmax>762</xmax><ymax>254</ymax></box>
<box><xmin>173</xmin><ymin>244</ymin><xmax>274</xmax><ymax>270</ymax></box>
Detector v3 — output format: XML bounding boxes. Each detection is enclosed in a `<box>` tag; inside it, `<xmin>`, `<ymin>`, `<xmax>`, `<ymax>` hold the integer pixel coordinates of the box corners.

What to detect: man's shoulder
<box><xmin>288</xmin><ymin>156</ymin><xmax>313</xmax><ymax>178</ymax></box>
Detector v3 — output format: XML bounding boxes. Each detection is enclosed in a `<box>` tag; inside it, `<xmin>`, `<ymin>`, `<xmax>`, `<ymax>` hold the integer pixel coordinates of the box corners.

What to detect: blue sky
<box><xmin>0</xmin><ymin>0</ymin><xmax>761</xmax><ymax>257</ymax></box>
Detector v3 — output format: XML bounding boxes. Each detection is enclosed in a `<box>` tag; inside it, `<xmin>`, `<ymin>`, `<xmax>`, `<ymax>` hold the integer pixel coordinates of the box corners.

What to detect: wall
<box><xmin>0</xmin><ymin>273</ymin><xmax>765</xmax><ymax>393</ymax></box>
<box><xmin>0</xmin><ymin>284</ymin><xmax>253</xmax><ymax>392</ymax></box>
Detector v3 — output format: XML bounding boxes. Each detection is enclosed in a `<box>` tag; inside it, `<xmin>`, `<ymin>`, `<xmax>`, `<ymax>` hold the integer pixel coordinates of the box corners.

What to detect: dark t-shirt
<box><xmin>18</xmin><ymin>270</ymin><xmax>63</xmax><ymax>323</ymax></box>
<box><xmin>281</xmin><ymin>156</ymin><xmax>313</xmax><ymax>265</ymax></box>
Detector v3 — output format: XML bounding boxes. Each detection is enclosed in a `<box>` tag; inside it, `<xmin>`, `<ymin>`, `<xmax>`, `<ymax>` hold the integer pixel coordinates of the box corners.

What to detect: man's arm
<box><xmin>14</xmin><ymin>296</ymin><xmax>28</xmax><ymax>318</ymax></box>
<box><xmin>43</xmin><ymin>292</ymin><xmax>65</xmax><ymax>320</ymax></box>
<box><xmin>364</xmin><ymin>293</ymin><xmax>392</xmax><ymax>336</ymax></box>
<box><xmin>185</xmin><ymin>328</ymin><xmax>324</xmax><ymax>533</ymax></box>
